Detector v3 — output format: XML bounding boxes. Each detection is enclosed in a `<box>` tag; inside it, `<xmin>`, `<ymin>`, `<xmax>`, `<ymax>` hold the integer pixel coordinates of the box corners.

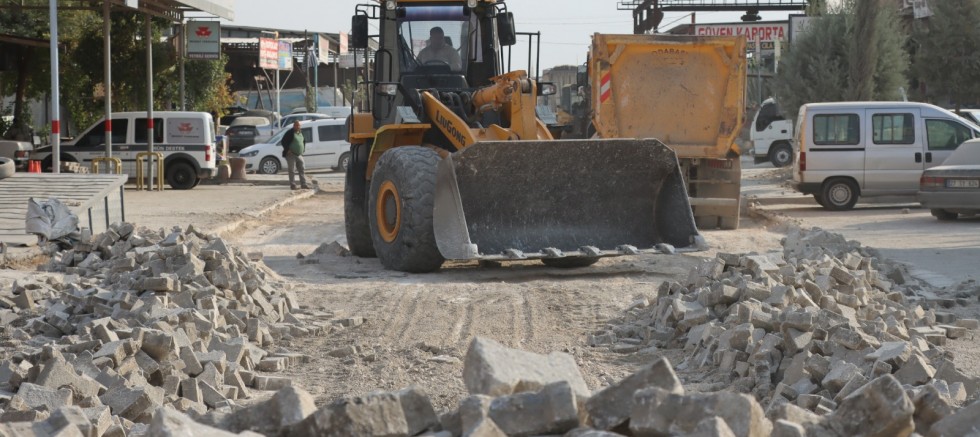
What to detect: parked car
<box><xmin>225</xmin><ymin>116</ymin><xmax>273</xmax><ymax>153</ymax></box>
<box><xmin>917</xmin><ymin>138</ymin><xmax>980</xmax><ymax>220</ymax></box>
<box><xmin>30</xmin><ymin>111</ymin><xmax>218</xmax><ymax>189</ymax></box>
<box><xmin>0</xmin><ymin>140</ymin><xmax>32</xmax><ymax>170</ymax></box>
<box><xmin>791</xmin><ymin>101</ymin><xmax>980</xmax><ymax>210</ymax></box>
<box><xmin>238</xmin><ymin>118</ymin><xmax>350</xmax><ymax>175</ymax></box>
<box><xmin>278</xmin><ymin>113</ymin><xmax>330</xmax><ymax>129</ymax></box>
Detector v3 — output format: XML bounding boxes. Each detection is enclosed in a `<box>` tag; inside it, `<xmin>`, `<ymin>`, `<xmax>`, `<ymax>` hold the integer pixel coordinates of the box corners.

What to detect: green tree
<box><xmin>772</xmin><ymin>1</ymin><xmax>909</xmax><ymax>120</ymax></box>
<box><xmin>912</xmin><ymin>0</ymin><xmax>980</xmax><ymax>111</ymax></box>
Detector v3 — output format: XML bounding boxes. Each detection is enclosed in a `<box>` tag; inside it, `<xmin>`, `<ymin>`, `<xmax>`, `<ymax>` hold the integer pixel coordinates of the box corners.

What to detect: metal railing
<box><xmin>136</xmin><ymin>152</ymin><xmax>165</xmax><ymax>191</ymax></box>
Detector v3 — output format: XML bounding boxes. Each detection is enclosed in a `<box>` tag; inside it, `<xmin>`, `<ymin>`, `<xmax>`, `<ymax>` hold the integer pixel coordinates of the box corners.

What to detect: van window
<box><xmin>301</xmin><ymin>127</ymin><xmax>313</xmax><ymax>142</ymax></box>
<box><xmin>812</xmin><ymin>114</ymin><xmax>859</xmax><ymax>145</ymax></box>
<box><xmin>167</xmin><ymin>118</ymin><xmax>207</xmax><ymax>144</ymax></box>
<box><xmin>872</xmin><ymin>113</ymin><xmax>915</xmax><ymax>145</ymax></box>
<box><xmin>926</xmin><ymin>119</ymin><xmax>973</xmax><ymax>151</ymax></box>
<box><xmin>317</xmin><ymin>124</ymin><xmax>346</xmax><ymax>141</ymax></box>
<box><xmin>134</xmin><ymin>118</ymin><xmax>165</xmax><ymax>143</ymax></box>
<box><xmin>77</xmin><ymin>119</ymin><xmax>128</xmax><ymax>147</ymax></box>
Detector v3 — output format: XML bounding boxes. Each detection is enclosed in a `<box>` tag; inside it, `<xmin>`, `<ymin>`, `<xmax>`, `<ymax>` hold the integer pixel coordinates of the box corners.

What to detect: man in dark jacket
<box><xmin>279</xmin><ymin>121</ymin><xmax>309</xmax><ymax>189</ymax></box>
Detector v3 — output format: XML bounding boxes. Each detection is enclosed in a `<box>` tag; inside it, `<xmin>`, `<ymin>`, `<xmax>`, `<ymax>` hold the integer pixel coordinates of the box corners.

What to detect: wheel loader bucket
<box><xmin>433</xmin><ymin>138</ymin><xmax>706</xmax><ymax>261</ymax></box>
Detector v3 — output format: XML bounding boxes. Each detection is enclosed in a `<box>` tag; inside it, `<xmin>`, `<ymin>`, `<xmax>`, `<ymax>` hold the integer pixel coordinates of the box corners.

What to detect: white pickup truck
<box><xmin>31</xmin><ymin>111</ymin><xmax>218</xmax><ymax>189</ymax></box>
<box><xmin>751</xmin><ymin>98</ymin><xmax>795</xmax><ymax>167</ymax></box>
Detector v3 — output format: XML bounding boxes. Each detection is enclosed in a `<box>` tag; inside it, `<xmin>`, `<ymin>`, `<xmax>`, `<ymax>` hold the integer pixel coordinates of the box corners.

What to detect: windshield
<box><xmin>398</xmin><ymin>6</ymin><xmax>470</xmax><ymax>74</ymax></box>
<box><xmin>268</xmin><ymin>126</ymin><xmax>291</xmax><ymax>144</ymax></box>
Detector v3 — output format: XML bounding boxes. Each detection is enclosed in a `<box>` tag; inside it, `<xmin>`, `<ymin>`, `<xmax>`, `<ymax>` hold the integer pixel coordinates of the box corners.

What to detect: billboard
<box><xmin>186</xmin><ymin>21</ymin><xmax>220</xmax><ymax>60</ymax></box>
<box><xmin>258</xmin><ymin>37</ymin><xmax>278</xmax><ymax>69</ymax></box>
<box><xmin>317</xmin><ymin>34</ymin><xmax>330</xmax><ymax>65</ymax></box>
<box><xmin>278</xmin><ymin>40</ymin><xmax>293</xmax><ymax>71</ymax></box>
<box><xmin>694</xmin><ymin>22</ymin><xmax>788</xmax><ymax>43</ymax></box>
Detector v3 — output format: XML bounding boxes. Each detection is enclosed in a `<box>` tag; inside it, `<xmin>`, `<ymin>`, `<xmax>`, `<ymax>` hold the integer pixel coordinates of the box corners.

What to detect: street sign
<box><xmin>278</xmin><ymin>40</ymin><xmax>293</xmax><ymax>71</ymax></box>
<box><xmin>339</xmin><ymin>32</ymin><xmax>349</xmax><ymax>54</ymax></box>
<box><xmin>186</xmin><ymin>21</ymin><xmax>220</xmax><ymax>60</ymax></box>
<box><xmin>258</xmin><ymin>37</ymin><xmax>277</xmax><ymax>69</ymax></box>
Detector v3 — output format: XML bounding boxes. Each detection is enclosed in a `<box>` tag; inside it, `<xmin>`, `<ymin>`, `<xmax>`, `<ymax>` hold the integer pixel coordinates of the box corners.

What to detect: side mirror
<box><xmin>538</xmin><ymin>82</ymin><xmax>558</xmax><ymax>96</ymax></box>
<box><xmin>498</xmin><ymin>12</ymin><xmax>517</xmax><ymax>46</ymax></box>
<box><xmin>351</xmin><ymin>15</ymin><xmax>369</xmax><ymax>49</ymax></box>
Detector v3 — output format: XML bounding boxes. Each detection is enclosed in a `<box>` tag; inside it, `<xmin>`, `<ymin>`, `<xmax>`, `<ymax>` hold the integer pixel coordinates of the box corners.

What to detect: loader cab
<box><xmin>352</xmin><ymin>1</ymin><xmax>516</xmax><ymax>128</ymax></box>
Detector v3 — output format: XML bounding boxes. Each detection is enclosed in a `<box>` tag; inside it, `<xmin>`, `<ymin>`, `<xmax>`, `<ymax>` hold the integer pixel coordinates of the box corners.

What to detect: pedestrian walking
<box><xmin>280</xmin><ymin>121</ymin><xmax>309</xmax><ymax>190</ymax></box>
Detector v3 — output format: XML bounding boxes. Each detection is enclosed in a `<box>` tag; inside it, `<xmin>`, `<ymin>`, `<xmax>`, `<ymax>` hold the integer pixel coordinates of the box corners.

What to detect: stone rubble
<box><xmin>0</xmin><ymin>223</ymin><xmax>364</xmax><ymax>436</ymax></box>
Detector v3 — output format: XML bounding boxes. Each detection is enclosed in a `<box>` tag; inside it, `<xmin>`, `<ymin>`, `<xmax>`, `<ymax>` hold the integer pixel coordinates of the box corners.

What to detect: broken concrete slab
<box><xmin>463</xmin><ymin>337</ymin><xmax>590</xmax><ymax>400</ymax></box>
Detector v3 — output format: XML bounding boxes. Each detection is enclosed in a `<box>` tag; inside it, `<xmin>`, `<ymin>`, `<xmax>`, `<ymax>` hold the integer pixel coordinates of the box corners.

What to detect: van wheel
<box><xmin>769</xmin><ymin>142</ymin><xmax>793</xmax><ymax>167</ymax></box>
<box><xmin>166</xmin><ymin>161</ymin><xmax>197</xmax><ymax>190</ymax></box>
<box><xmin>337</xmin><ymin>152</ymin><xmax>351</xmax><ymax>172</ymax></box>
<box><xmin>813</xmin><ymin>194</ymin><xmax>829</xmax><ymax>208</ymax></box>
<box><xmin>258</xmin><ymin>157</ymin><xmax>280</xmax><ymax>174</ymax></box>
<box><xmin>821</xmin><ymin>178</ymin><xmax>859</xmax><ymax>211</ymax></box>
<box><xmin>931</xmin><ymin>209</ymin><xmax>958</xmax><ymax>221</ymax></box>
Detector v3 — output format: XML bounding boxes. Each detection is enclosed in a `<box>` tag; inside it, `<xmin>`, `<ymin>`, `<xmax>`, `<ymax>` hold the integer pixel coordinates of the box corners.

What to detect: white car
<box><xmin>238</xmin><ymin>118</ymin><xmax>351</xmax><ymax>174</ymax></box>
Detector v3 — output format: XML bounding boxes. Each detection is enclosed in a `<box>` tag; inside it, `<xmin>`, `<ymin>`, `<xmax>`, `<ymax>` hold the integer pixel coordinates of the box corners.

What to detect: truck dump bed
<box><xmin>589</xmin><ymin>34</ymin><xmax>746</xmax><ymax>158</ymax></box>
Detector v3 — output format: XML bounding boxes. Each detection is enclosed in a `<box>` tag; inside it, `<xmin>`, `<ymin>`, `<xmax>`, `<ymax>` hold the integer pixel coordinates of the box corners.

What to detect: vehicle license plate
<box><xmin>946</xmin><ymin>179</ymin><xmax>980</xmax><ymax>188</ymax></box>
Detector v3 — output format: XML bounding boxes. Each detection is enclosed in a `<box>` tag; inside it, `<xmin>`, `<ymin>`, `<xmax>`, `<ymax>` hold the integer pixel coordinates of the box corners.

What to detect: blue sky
<box><xmin>223</xmin><ymin>0</ymin><xmax>795</xmax><ymax>68</ymax></box>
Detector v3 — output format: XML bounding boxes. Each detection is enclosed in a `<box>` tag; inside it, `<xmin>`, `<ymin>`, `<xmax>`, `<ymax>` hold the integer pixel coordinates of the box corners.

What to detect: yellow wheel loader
<box><xmin>344</xmin><ymin>0</ymin><xmax>704</xmax><ymax>273</ymax></box>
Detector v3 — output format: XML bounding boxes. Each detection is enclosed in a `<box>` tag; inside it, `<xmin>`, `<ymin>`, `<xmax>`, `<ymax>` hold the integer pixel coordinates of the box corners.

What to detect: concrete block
<box><xmin>146</xmin><ymin>407</ymin><xmax>239</xmax><ymax>437</ymax></box>
<box><xmin>488</xmin><ymin>381</ymin><xmax>580</xmax><ymax>436</ymax></box>
<box><xmin>463</xmin><ymin>337</ymin><xmax>590</xmax><ymax>401</ymax></box>
<box><xmin>630</xmin><ymin>389</ymin><xmax>772</xmax><ymax>437</ymax></box>
<box><xmin>928</xmin><ymin>398</ymin><xmax>980</xmax><ymax>437</ymax></box>
<box><xmin>865</xmin><ymin>341</ymin><xmax>912</xmax><ymax>368</ymax></box>
<box><xmin>772</xmin><ymin>420</ymin><xmax>806</xmax><ymax>437</ymax></box>
<box><xmin>690</xmin><ymin>416</ymin><xmax>737</xmax><ymax>437</ymax></box>
<box><xmin>828</xmin><ymin>375</ymin><xmax>914</xmax><ymax>437</ymax></box>
<box><xmin>179</xmin><ymin>347</ymin><xmax>203</xmax><ymax>376</ymax></box>
<box><xmin>913</xmin><ymin>385</ymin><xmax>954</xmax><ymax>429</ymax></box>
<box><xmin>199</xmin><ymin>381</ymin><xmax>226</xmax><ymax>408</ymax></box>
<box><xmin>821</xmin><ymin>361</ymin><xmax>861</xmax><ymax>394</ymax></box>
<box><xmin>100</xmin><ymin>386</ymin><xmax>163</xmax><ymax>423</ymax></box>
<box><xmin>143</xmin><ymin>276</ymin><xmax>176</xmax><ymax>292</ymax></box>
<box><xmin>398</xmin><ymin>387</ymin><xmax>439</xmax><ymax>436</ymax></box>
<box><xmin>284</xmin><ymin>391</ymin><xmax>409</xmax><ymax>437</ymax></box>
<box><xmin>933</xmin><ymin>360</ymin><xmax>979</xmax><ymax>395</ymax></box>
<box><xmin>253</xmin><ymin>375</ymin><xmax>292</xmax><ymax>391</ymax></box>
<box><xmin>180</xmin><ymin>378</ymin><xmax>202</xmax><ymax>404</ymax></box>
<box><xmin>586</xmin><ymin>357</ymin><xmax>683</xmax><ymax>430</ymax></box>
<box><xmin>15</xmin><ymin>383</ymin><xmax>73</xmax><ymax>410</ymax></box>
<box><xmin>894</xmin><ymin>354</ymin><xmax>935</xmax><ymax>386</ymax></box>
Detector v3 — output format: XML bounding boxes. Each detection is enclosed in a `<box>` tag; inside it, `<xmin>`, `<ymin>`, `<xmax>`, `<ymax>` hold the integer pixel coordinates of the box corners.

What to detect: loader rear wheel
<box><xmin>345</xmin><ymin>143</ymin><xmax>376</xmax><ymax>258</ymax></box>
<box><xmin>369</xmin><ymin>146</ymin><xmax>445</xmax><ymax>273</ymax></box>
<box><xmin>541</xmin><ymin>257</ymin><xmax>600</xmax><ymax>268</ymax></box>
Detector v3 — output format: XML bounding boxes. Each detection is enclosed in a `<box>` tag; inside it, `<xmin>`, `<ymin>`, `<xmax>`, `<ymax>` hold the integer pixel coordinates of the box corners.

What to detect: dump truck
<box><xmin>343</xmin><ymin>0</ymin><xmax>705</xmax><ymax>273</ymax></box>
<box><xmin>588</xmin><ymin>34</ymin><xmax>747</xmax><ymax>230</ymax></box>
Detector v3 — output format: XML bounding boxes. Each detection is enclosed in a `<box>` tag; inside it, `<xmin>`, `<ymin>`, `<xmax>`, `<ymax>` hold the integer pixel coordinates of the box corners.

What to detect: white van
<box><xmin>238</xmin><ymin>118</ymin><xmax>351</xmax><ymax>174</ymax></box>
<box><xmin>751</xmin><ymin>98</ymin><xmax>795</xmax><ymax>167</ymax></box>
<box><xmin>792</xmin><ymin>102</ymin><xmax>980</xmax><ymax>210</ymax></box>
<box><xmin>31</xmin><ymin>112</ymin><xmax>218</xmax><ymax>190</ymax></box>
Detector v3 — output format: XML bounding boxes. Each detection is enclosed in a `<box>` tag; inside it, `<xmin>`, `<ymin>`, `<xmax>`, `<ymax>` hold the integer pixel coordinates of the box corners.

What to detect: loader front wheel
<box><xmin>369</xmin><ymin>146</ymin><xmax>445</xmax><ymax>273</ymax></box>
<box><xmin>541</xmin><ymin>257</ymin><xmax>600</xmax><ymax>268</ymax></box>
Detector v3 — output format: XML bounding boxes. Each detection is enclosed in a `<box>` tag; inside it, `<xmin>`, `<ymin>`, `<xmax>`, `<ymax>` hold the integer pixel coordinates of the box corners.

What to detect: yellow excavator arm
<box><xmin>421</xmin><ymin>70</ymin><xmax>553</xmax><ymax>151</ymax></box>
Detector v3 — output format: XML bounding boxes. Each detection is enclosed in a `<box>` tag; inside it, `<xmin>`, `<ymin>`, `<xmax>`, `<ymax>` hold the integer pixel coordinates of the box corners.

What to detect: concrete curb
<box><xmin>211</xmin><ymin>188</ymin><xmax>318</xmax><ymax>238</ymax></box>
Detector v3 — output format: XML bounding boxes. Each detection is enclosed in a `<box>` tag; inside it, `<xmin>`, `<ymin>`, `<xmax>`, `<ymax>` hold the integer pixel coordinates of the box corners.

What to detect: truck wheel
<box><xmin>368</xmin><ymin>146</ymin><xmax>445</xmax><ymax>273</ymax></box>
<box><xmin>820</xmin><ymin>178</ymin><xmax>859</xmax><ymax>211</ymax></box>
<box><xmin>813</xmin><ymin>194</ymin><xmax>829</xmax><ymax>208</ymax></box>
<box><xmin>541</xmin><ymin>257</ymin><xmax>599</xmax><ymax>268</ymax></box>
<box><xmin>344</xmin><ymin>146</ymin><xmax>376</xmax><ymax>258</ymax></box>
<box><xmin>769</xmin><ymin>143</ymin><xmax>793</xmax><ymax>167</ymax></box>
<box><xmin>931</xmin><ymin>209</ymin><xmax>958</xmax><ymax>221</ymax></box>
<box><xmin>166</xmin><ymin>161</ymin><xmax>197</xmax><ymax>190</ymax></box>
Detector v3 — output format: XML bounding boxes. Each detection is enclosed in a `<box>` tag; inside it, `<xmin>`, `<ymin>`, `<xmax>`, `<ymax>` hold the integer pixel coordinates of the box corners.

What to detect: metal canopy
<box><xmin>0</xmin><ymin>0</ymin><xmax>234</xmax><ymax>22</ymax></box>
<box><xmin>618</xmin><ymin>0</ymin><xmax>808</xmax><ymax>11</ymax></box>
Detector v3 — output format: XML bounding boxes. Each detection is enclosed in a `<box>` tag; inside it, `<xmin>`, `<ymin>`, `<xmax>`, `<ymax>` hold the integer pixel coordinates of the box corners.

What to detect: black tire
<box><xmin>344</xmin><ymin>143</ymin><xmax>376</xmax><ymax>258</ymax></box>
<box><xmin>166</xmin><ymin>161</ymin><xmax>197</xmax><ymax>190</ymax></box>
<box><xmin>541</xmin><ymin>257</ymin><xmax>600</xmax><ymax>268</ymax></box>
<box><xmin>337</xmin><ymin>152</ymin><xmax>351</xmax><ymax>172</ymax></box>
<box><xmin>368</xmin><ymin>146</ymin><xmax>444</xmax><ymax>273</ymax></box>
<box><xmin>769</xmin><ymin>142</ymin><xmax>793</xmax><ymax>167</ymax></box>
<box><xmin>820</xmin><ymin>178</ymin><xmax>859</xmax><ymax>211</ymax></box>
<box><xmin>258</xmin><ymin>157</ymin><xmax>281</xmax><ymax>175</ymax></box>
<box><xmin>931</xmin><ymin>209</ymin><xmax>958</xmax><ymax>221</ymax></box>
<box><xmin>813</xmin><ymin>194</ymin><xmax>829</xmax><ymax>208</ymax></box>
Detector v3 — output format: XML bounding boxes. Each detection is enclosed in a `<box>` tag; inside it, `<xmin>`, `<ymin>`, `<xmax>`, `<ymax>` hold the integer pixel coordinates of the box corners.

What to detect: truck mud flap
<box><xmin>433</xmin><ymin>138</ymin><xmax>706</xmax><ymax>261</ymax></box>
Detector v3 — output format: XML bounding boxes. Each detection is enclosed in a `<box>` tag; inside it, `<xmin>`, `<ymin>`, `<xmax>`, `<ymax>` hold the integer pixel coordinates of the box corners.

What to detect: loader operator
<box><xmin>417</xmin><ymin>27</ymin><xmax>462</xmax><ymax>71</ymax></box>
